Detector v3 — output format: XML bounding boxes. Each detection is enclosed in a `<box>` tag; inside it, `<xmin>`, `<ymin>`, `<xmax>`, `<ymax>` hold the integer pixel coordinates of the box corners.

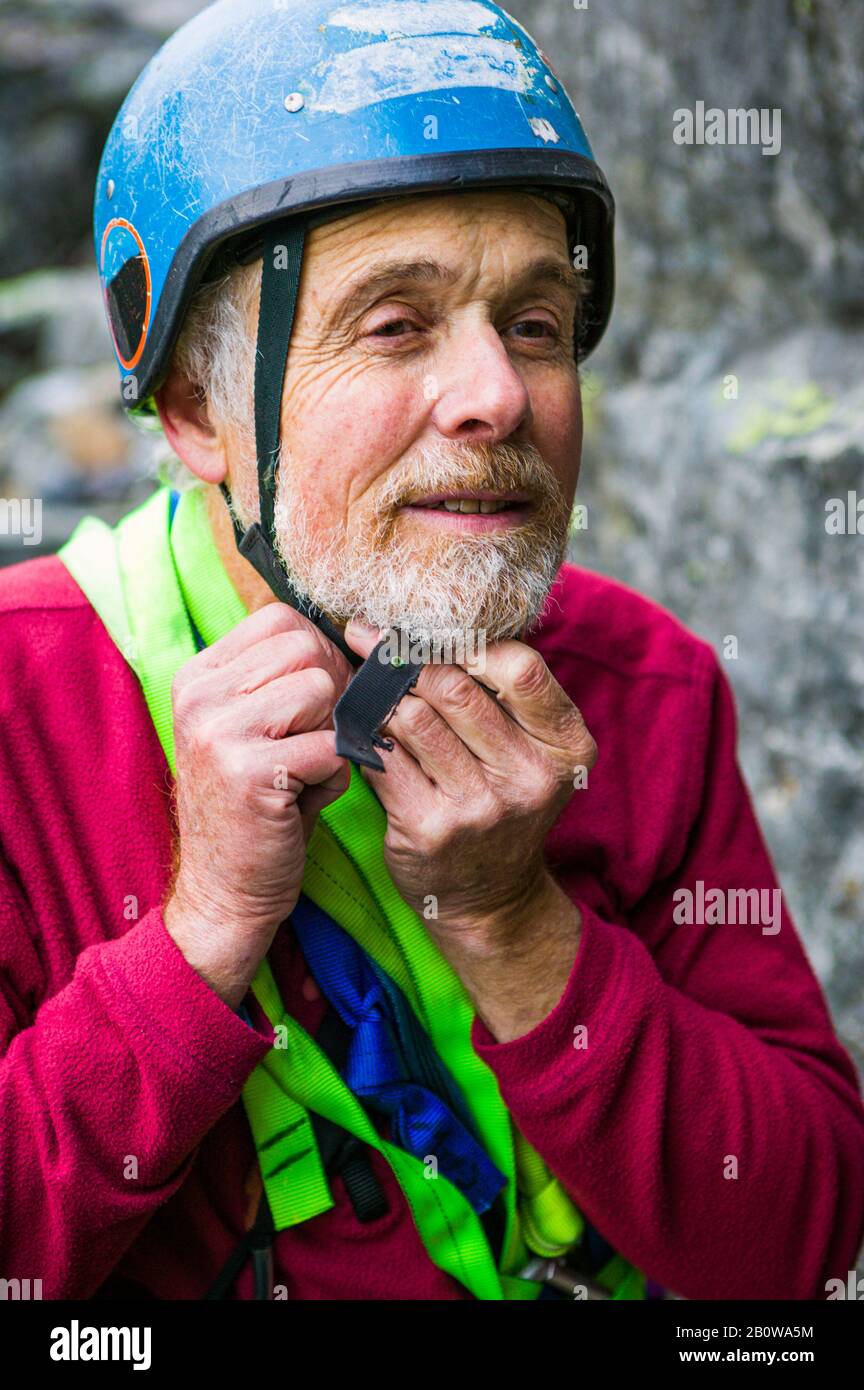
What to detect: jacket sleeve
<box><xmin>471</xmin><ymin>654</ymin><xmax>864</xmax><ymax>1299</ymax></box>
<box><xmin>0</xmin><ymin>873</ymin><xmax>273</xmax><ymax>1299</ymax></box>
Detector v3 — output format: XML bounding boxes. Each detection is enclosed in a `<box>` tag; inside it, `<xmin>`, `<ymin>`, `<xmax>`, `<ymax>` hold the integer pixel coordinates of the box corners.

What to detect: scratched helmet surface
<box><xmin>95</xmin><ymin>0</ymin><xmax>615</xmax><ymax>413</ymax></box>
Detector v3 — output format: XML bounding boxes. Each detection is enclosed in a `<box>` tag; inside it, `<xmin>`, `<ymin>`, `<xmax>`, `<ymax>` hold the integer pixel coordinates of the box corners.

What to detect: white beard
<box><xmin>231</xmin><ymin>437</ymin><xmax>573</xmax><ymax>643</ymax></box>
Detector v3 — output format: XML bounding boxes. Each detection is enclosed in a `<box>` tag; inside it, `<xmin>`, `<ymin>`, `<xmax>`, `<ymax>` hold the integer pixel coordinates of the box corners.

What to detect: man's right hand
<box><xmin>163</xmin><ymin>602</ymin><xmax>353</xmax><ymax>1009</ymax></box>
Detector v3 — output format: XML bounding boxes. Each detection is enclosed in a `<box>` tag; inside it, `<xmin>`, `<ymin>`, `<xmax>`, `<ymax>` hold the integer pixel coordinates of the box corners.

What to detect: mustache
<box><xmin>375</xmin><ymin>439</ymin><xmax>566</xmax><ymax>513</ymax></box>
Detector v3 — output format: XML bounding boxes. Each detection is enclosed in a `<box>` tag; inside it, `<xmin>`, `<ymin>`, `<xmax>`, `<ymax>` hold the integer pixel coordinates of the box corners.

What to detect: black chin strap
<box><xmin>218</xmin><ymin>216</ymin><xmax>360</xmax><ymax>669</ymax></box>
<box><xmin>218</xmin><ymin>216</ymin><xmax>424</xmax><ymax>770</ymax></box>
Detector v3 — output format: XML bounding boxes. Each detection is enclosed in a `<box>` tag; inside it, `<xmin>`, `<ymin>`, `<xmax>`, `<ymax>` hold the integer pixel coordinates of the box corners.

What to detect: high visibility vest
<box><xmin>58</xmin><ymin>482</ymin><xmax>648</xmax><ymax>1301</ymax></box>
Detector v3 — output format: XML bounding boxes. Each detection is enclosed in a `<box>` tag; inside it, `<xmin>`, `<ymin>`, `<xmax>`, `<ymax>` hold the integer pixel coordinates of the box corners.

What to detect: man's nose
<box><xmin>428</xmin><ymin>321</ymin><xmax>532</xmax><ymax>443</ymax></box>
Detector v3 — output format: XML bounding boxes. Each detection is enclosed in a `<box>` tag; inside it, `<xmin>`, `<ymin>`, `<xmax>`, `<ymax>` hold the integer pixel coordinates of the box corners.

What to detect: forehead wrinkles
<box><xmin>300</xmin><ymin>193</ymin><xmax>571</xmax><ymax>318</ymax></box>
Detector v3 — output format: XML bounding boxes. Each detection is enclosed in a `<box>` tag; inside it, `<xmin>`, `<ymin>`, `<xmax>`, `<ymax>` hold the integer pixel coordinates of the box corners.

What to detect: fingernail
<box><xmin>345</xmin><ymin>618</ymin><xmax>379</xmax><ymax>638</ymax></box>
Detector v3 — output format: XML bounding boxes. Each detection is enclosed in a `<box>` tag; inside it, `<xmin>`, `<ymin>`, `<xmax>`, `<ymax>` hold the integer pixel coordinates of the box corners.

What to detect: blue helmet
<box><xmin>96</xmin><ymin>0</ymin><xmax>615</xmax><ymax>410</ymax></box>
<box><xmin>94</xmin><ymin>0</ymin><xmax>616</xmax><ymax>671</ymax></box>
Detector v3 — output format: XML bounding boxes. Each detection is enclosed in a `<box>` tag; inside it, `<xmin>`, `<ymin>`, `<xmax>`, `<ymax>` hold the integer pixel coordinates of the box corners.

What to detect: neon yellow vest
<box><xmin>58</xmin><ymin>482</ymin><xmax>646</xmax><ymax>1301</ymax></box>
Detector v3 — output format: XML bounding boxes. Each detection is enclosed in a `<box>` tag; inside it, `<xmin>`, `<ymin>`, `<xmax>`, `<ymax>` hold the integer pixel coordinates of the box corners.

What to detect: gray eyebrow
<box><xmin>323</xmin><ymin>255</ymin><xmax>582</xmax><ymax>328</ymax></box>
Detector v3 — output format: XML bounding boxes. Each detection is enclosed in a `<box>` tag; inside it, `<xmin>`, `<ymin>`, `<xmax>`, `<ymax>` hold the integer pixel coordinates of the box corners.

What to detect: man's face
<box><xmin>230</xmin><ymin>189</ymin><xmax>584</xmax><ymax>641</ymax></box>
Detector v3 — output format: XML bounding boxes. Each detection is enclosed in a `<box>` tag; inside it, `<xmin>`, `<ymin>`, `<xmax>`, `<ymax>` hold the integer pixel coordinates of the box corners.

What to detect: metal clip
<box><xmin>519</xmin><ymin>1256</ymin><xmax>612</xmax><ymax>1300</ymax></box>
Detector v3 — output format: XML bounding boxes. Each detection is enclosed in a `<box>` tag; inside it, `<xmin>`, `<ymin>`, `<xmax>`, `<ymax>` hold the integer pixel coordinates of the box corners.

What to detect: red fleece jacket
<box><xmin>0</xmin><ymin>552</ymin><xmax>862</xmax><ymax>1300</ymax></box>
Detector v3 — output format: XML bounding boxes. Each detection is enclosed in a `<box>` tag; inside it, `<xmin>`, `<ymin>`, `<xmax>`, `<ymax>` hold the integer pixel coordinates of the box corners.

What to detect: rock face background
<box><xmin>0</xmin><ymin>0</ymin><xmax>861</xmax><ymax>1171</ymax></box>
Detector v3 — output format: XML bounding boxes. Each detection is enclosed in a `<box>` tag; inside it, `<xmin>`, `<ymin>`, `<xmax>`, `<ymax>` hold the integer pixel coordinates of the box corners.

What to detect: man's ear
<box><xmin>153</xmin><ymin>368</ymin><xmax>227</xmax><ymax>485</ymax></box>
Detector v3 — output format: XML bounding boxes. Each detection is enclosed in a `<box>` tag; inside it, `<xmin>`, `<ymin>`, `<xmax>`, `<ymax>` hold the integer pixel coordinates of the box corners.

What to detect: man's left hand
<box><xmin>342</xmin><ymin>621</ymin><xmax>597</xmax><ymax>1038</ymax></box>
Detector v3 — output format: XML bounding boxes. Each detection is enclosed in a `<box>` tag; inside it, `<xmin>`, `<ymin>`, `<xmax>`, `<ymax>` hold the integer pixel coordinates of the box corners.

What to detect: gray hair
<box><xmin>149</xmin><ymin>259</ymin><xmax>260</xmax><ymax>491</ymax></box>
<box><xmin>164</xmin><ymin>259</ymin><xmax>261</xmax><ymax>479</ymax></box>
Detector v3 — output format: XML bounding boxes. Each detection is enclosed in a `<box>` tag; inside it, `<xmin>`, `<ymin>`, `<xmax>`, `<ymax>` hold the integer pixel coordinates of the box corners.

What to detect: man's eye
<box><xmin>366</xmin><ymin>316</ymin><xmax>561</xmax><ymax>343</ymax></box>
<box><xmin>509</xmin><ymin>319</ymin><xmax>560</xmax><ymax>341</ymax></box>
<box><xmin>368</xmin><ymin>318</ymin><xmax>418</xmax><ymax>338</ymax></box>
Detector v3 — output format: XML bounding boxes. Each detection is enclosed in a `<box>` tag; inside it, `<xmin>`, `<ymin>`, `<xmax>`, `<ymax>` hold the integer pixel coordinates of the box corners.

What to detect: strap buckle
<box><xmin>519</xmin><ymin>1256</ymin><xmax>612</xmax><ymax>1301</ymax></box>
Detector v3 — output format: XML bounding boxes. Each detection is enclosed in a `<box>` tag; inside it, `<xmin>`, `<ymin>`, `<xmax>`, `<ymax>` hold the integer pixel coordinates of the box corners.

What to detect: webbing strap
<box><xmin>56</xmin><ymin>513</ymin><xmax>136</xmax><ymax>668</ymax></box>
<box><xmin>61</xmin><ymin>488</ymin><xmax>335</xmax><ymax>1233</ymax></box>
<box><xmin>214</xmin><ymin>212</ymin><xmax>361</xmax><ymax>672</ymax></box>
<box><xmin>309</xmin><ymin>1010</ymin><xmax>389</xmax><ymax>1225</ymax></box>
<box><xmin>249</xmin><ymin>956</ymin><xmax>534</xmax><ymax>1301</ymax></box>
<box><xmin>332</xmin><ymin>638</ymin><xmax>425</xmax><ymax>770</ymax></box>
<box><xmin>514</xmin><ymin>1129</ymin><xmax>584</xmax><ymax>1258</ymax></box>
<box><xmin>290</xmin><ymin>891</ymin><xmax>508</xmax><ymax>1215</ymax></box>
<box><xmin>254</xmin><ymin>220</ymin><xmax>304</xmax><ymax>541</ymax></box>
<box><xmin>61</xmin><ymin>489</ymin><xmax>191</xmax><ymax>772</ymax></box>
<box><xmin>171</xmin><ymin>484</ymin><xmax>247</xmax><ymax>639</ymax></box>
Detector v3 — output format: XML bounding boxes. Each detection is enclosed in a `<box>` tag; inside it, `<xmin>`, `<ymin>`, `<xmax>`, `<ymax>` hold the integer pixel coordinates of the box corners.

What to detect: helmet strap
<box><xmin>218</xmin><ymin>217</ymin><xmax>360</xmax><ymax>667</ymax></box>
<box><xmin>214</xmin><ymin>209</ymin><xmax>426</xmax><ymax>771</ymax></box>
<box><xmin>253</xmin><ymin>218</ymin><xmax>304</xmax><ymax>543</ymax></box>
<box><xmin>211</xmin><ymin>193</ymin><xmax>576</xmax><ymax>767</ymax></box>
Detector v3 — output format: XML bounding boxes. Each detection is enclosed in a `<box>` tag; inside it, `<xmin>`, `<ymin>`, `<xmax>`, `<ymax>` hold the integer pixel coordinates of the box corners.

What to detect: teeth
<box><xmin>438</xmin><ymin>498</ymin><xmax>510</xmax><ymax>513</ymax></box>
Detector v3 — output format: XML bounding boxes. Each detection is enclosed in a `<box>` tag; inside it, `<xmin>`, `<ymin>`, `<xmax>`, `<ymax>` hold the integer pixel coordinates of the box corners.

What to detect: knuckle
<box><xmin>306</xmin><ymin>665</ymin><xmax>337</xmax><ymax>704</ymax></box>
<box><xmin>188</xmin><ymin>715</ymin><xmax>222</xmax><ymax>759</ymax></box>
<box><xmin>172</xmin><ymin>663</ymin><xmax>215</xmax><ymax>726</ymax></box>
<box><xmin>509</xmin><ymin>648</ymin><xmax>549</xmax><ymax>697</ymax></box>
<box><xmin>285</xmin><ymin>629</ymin><xmax>323</xmax><ymax>670</ymax></box>
<box><xmin>395</xmin><ymin>695</ymin><xmax>439</xmax><ymax>737</ymax></box>
<box><xmin>258</xmin><ymin>602</ymin><xmax>301</xmax><ymax>637</ymax></box>
<box><xmin>570</xmin><ymin>719</ymin><xmax>598</xmax><ymax>769</ymax></box>
<box><xmin>413</xmin><ymin>815</ymin><xmax>447</xmax><ymax>855</ymax></box>
<box><xmin>531</xmin><ymin>761</ymin><xmax>562</xmax><ymax>803</ymax></box>
<box><xmin>222</xmin><ymin>743</ymin><xmax>252</xmax><ymax>787</ymax></box>
<box><xmin>469</xmin><ymin>789</ymin><xmax>502</xmax><ymax>829</ymax></box>
<box><xmin>171</xmin><ymin>670</ymin><xmax>196</xmax><ymax>718</ymax></box>
<box><xmin>434</xmin><ymin>671</ymin><xmax>481</xmax><ymax>718</ymax></box>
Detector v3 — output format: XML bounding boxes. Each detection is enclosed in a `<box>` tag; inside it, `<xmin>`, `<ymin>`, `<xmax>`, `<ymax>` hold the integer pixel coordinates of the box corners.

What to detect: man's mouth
<box><xmin>400</xmin><ymin>490</ymin><xmax>531</xmax><ymax>522</ymax></box>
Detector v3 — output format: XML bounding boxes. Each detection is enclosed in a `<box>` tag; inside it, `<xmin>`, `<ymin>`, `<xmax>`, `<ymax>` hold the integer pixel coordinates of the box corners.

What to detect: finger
<box><xmin>405</xmin><ymin>661</ymin><xmax>531</xmax><ymax>772</ymax></box>
<box><xmin>343</xmin><ymin>619</ymin><xmax>382</xmax><ymax>660</ymax></box>
<box><xmin>196</xmin><ymin>600</ymin><xmax>343</xmax><ymax>674</ymax></box>
<box><xmin>251</xmin><ymin>729</ymin><xmax>348</xmax><ymax>794</ymax></box>
<box><xmin>463</xmin><ymin>640</ymin><xmax>595</xmax><ymax>761</ymax></box>
<box><xmin>221</xmin><ymin>667</ymin><xmax>341</xmax><ymax>740</ymax></box>
<box><xmin>297</xmin><ymin>761</ymin><xmax>352</xmax><ymax>821</ymax></box>
<box><xmin>381</xmin><ymin>691</ymin><xmax>483</xmax><ymax>795</ymax></box>
<box><xmin>220</xmin><ymin>627</ymin><xmax>353</xmax><ymax>700</ymax></box>
<box><xmin>358</xmin><ymin>729</ymin><xmax>435</xmax><ymax>807</ymax></box>
<box><xmin>342</xmin><ymin>620</ymin><xmax>531</xmax><ymax>772</ymax></box>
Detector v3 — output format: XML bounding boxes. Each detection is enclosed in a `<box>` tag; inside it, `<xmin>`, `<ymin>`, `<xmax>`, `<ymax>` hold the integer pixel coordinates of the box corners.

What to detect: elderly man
<box><xmin>1</xmin><ymin>0</ymin><xmax>863</xmax><ymax>1303</ymax></box>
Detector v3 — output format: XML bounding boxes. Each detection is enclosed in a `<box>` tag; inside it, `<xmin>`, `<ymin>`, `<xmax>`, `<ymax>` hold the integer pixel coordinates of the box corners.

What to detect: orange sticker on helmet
<box><xmin>100</xmin><ymin>218</ymin><xmax>152</xmax><ymax>371</ymax></box>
